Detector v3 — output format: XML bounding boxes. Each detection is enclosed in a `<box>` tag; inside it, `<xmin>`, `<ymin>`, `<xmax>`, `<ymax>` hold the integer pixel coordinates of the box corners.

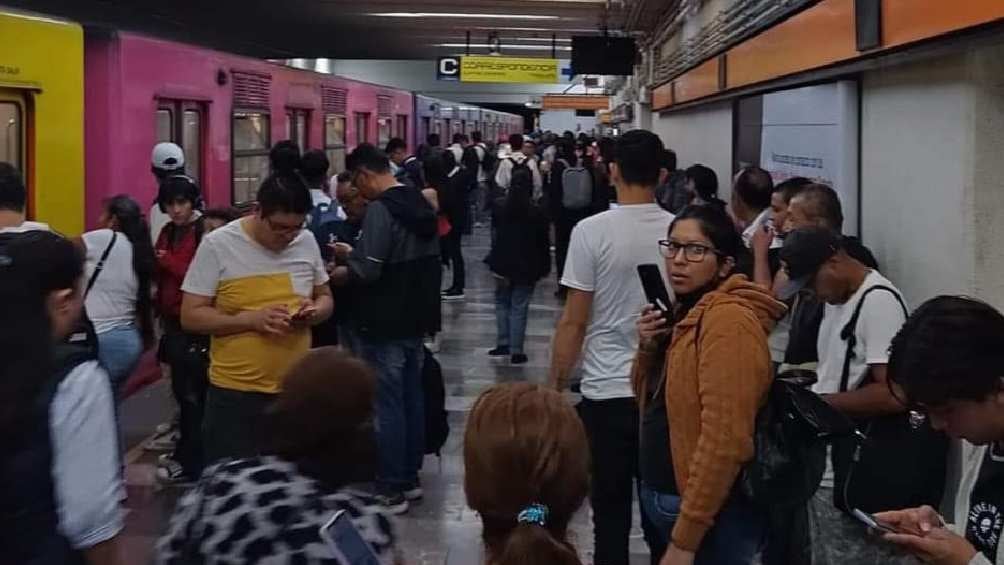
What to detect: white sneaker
<box><xmin>144</xmin><ymin>430</ymin><xmax>179</xmax><ymax>452</ymax></box>
<box><xmin>424</xmin><ymin>335</ymin><xmax>440</xmax><ymax>354</ymax></box>
<box><xmin>403</xmin><ymin>485</ymin><xmax>424</xmax><ymax>501</ymax></box>
<box><xmin>156</xmin><ymin>458</ymin><xmax>195</xmax><ymax>485</ymax></box>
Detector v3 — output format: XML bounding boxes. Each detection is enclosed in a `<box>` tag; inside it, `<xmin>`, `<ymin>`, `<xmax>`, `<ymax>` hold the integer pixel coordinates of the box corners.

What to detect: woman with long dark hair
<box><xmin>0</xmin><ymin>231</ymin><xmax>125</xmax><ymax>564</ymax></box>
<box><xmin>464</xmin><ymin>383</ymin><xmax>590</xmax><ymax>565</ymax></box>
<box><xmin>81</xmin><ymin>194</ymin><xmax>155</xmax><ymax>398</ymax></box>
<box><xmin>632</xmin><ymin>205</ymin><xmax>784</xmax><ymax>564</ymax></box>
<box><xmin>486</xmin><ymin>171</ymin><xmax>550</xmax><ymax>365</ymax></box>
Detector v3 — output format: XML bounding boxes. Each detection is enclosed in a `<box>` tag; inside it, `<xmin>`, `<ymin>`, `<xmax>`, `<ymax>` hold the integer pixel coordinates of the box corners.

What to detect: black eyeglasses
<box><xmin>658</xmin><ymin>240</ymin><xmax>720</xmax><ymax>262</ymax></box>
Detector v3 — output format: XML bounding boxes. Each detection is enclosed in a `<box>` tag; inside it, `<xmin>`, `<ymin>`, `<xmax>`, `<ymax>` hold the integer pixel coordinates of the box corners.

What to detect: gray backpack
<box><xmin>560</xmin><ymin>159</ymin><xmax>593</xmax><ymax>210</ymax></box>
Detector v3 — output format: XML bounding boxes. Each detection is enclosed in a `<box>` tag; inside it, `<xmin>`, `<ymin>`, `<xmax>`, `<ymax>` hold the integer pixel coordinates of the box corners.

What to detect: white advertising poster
<box><xmin>759</xmin><ymin>81</ymin><xmax>860</xmax><ymax>234</ymax></box>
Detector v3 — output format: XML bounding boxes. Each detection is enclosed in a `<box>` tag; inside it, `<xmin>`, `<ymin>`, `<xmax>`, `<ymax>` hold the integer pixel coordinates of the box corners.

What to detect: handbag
<box><xmin>740</xmin><ymin>372</ymin><xmax>857</xmax><ymax>507</ymax></box>
<box><xmin>67</xmin><ymin>232</ymin><xmax>118</xmax><ymax>352</ymax></box>
<box><xmin>831</xmin><ymin>285</ymin><xmax>949</xmax><ymax>513</ymax></box>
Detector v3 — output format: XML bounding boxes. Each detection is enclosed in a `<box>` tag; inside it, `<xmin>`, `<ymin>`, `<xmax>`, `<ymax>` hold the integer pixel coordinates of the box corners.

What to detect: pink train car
<box><xmin>84</xmin><ymin>31</ymin><xmax>414</xmax><ymax>229</ymax></box>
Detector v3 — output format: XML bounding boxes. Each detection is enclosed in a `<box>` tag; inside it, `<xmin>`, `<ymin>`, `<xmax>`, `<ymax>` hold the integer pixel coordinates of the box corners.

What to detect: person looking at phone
<box><xmin>180</xmin><ymin>149</ymin><xmax>333</xmax><ymax>464</ymax></box>
<box><xmin>156</xmin><ymin>348</ymin><xmax>403</xmax><ymax>564</ymax></box>
<box><xmin>631</xmin><ymin>204</ymin><xmax>784</xmax><ymax>565</ymax></box>
<box><xmin>873</xmin><ymin>296</ymin><xmax>1004</xmax><ymax>565</ymax></box>
<box><xmin>548</xmin><ymin>129</ymin><xmax>674</xmax><ymax>565</ymax></box>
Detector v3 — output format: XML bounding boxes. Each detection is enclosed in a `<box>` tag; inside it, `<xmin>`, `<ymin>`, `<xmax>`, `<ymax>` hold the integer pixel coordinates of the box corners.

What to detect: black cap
<box><xmin>778</xmin><ymin>227</ymin><xmax>842</xmax><ymax>300</ymax></box>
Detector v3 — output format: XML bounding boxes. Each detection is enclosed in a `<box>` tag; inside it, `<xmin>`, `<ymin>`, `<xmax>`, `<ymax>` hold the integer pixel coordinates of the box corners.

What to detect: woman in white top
<box><xmin>81</xmin><ymin>195</ymin><xmax>155</xmax><ymax>399</ymax></box>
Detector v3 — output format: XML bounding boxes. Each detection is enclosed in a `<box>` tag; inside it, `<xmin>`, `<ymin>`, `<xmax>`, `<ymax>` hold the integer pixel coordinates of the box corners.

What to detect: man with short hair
<box><xmin>549</xmin><ymin>130</ymin><xmax>674</xmax><ymax>565</ymax></box>
<box><xmin>331</xmin><ymin>143</ymin><xmax>441</xmax><ymax>515</ymax></box>
<box><xmin>180</xmin><ymin>168</ymin><xmax>334</xmax><ymax>465</ymax></box>
<box><xmin>494</xmin><ymin>134</ymin><xmax>543</xmax><ymax>200</ymax></box>
<box><xmin>732</xmin><ymin>166</ymin><xmax>776</xmax><ymax>247</ymax></box>
<box><xmin>0</xmin><ymin>162</ymin><xmax>48</xmax><ymax>233</ymax></box>
<box><xmin>780</xmin><ymin>227</ymin><xmax>945</xmax><ymax>565</ymax></box>
<box><xmin>386</xmin><ymin>137</ymin><xmax>424</xmax><ymax>190</ymax></box>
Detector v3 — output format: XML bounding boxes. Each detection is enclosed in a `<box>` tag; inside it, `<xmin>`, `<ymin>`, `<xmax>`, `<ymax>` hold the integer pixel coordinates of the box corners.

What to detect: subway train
<box><xmin>0</xmin><ymin>10</ymin><xmax>522</xmax><ymax>234</ymax></box>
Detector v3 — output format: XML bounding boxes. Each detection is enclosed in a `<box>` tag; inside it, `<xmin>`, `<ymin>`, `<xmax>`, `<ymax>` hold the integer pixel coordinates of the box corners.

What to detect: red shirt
<box><xmin>155</xmin><ymin>220</ymin><xmax>202</xmax><ymax>320</ymax></box>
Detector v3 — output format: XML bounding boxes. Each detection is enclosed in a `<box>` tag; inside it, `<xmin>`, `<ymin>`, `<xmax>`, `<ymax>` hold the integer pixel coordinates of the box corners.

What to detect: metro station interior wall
<box><xmin>652</xmin><ymin>101</ymin><xmax>734</xmax><ymax>202</ymax></box>
<box><xmin>539</xmin><ymin>110</ymin><xmax>598</xmax><ymax>135</ymax></box>
<box><xmin>860</xmin><ymin>42</ymin><xmax>1004</xmax><ymax>309</ymax></box>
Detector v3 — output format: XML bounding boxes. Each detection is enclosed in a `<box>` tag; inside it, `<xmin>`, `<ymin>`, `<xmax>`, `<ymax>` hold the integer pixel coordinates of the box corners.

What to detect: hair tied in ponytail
<box><xmin>517</xmin><ymin>504</ymin><xmax>549</xmax><ymax>527</ymax></box>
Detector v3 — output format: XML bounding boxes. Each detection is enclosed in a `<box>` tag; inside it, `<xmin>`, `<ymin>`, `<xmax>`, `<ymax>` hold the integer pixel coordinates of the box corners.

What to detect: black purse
<box><xmin>67</xmin><ymin>232</ymin><xmax>117</xmax><ymax>353</ymax></box>
<box><xmin>830</xmin><ymin>285</ymin><xmax>949</xmax><ymax>513</ymax></box>
<box><xmin>740</xmin><ymin>371</ymin><xmax>857</xmax><ymax>507</ymax></box>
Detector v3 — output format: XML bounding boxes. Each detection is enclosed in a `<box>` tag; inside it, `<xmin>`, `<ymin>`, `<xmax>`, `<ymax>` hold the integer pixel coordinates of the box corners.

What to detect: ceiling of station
<box><xmin>5</xmin><ymin>0</ymin><xmax>668</xmax><ymax>60</ymax></box>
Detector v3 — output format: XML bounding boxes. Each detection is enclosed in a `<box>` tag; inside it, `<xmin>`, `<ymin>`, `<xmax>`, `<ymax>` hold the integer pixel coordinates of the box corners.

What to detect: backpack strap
<box><xmin>84</xmin><ymin>231</ymin><xmax>117</xmax><ymax>298</ymax></box>
<box><xmin>838</xmin><ymin>284</ymin><xmax>908</xmax><ymax>393</ymax></box>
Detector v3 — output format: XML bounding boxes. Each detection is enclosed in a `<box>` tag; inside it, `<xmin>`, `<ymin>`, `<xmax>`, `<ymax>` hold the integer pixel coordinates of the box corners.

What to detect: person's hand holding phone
<box><xmin>246</xmin><ymin>305</ymin><xmax>292</xmax><ymax>337</ymax></box>
<box><xmin>751</xmin><ymin>224</ymin><xmax>774</xmax><ymax>257</ymax></box>
<box><xmin>330</xmin><ymin>242</ymin><xmax>353</xmax><ymax>262</ymax></box>
<box><xmin>638</xmin><ymin>304</ymin><xmax>670</xmax><ymax>352</ymax></box>
<box><xmin>873</xmin><ymin>505</ymin><xmax>943</xmax><ymax>536</ymax></box>
<box><xmin>291</xmin><ymin>299</ymin><xmax>319</xmax><ymax>327</ymax></box>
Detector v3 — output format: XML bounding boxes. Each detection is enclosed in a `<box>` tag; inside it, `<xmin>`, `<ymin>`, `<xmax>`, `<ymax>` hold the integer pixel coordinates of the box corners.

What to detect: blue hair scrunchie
<box><xmin>517</xmin><ymin>503</ymin><xmax>549</xmax><ymax>527</ymax></box>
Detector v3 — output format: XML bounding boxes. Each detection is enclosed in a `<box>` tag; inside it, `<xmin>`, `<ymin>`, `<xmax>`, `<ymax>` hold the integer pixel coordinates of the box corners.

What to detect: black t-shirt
<box><xmin>966</xmin><ymin>442</ymin><xmax>1004</xmax><ymax>562</ymax></box>
<box><xmin>639</xmin><ymin>348</ymin><xmax>678</xmax><ymax>494</ymax></box>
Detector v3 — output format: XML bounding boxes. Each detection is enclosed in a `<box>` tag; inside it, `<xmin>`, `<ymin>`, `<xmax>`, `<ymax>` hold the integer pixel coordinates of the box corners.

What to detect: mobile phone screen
<box><xmin>320</xmin><ymin>510</ymin><xmax>382</xmax><ymax>565</ymax></box>
<box><xmin>637</xmin><ymin>264</ymin><xmax>672</xmax><ymax>316</ymax></box>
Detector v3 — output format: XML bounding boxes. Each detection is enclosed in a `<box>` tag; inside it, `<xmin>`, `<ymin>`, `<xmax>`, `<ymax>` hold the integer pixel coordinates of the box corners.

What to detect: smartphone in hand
<box><xmin>320</xmin><ymin>510</ymin><xmax>381</xmax><ymax>565</ymax></box>
<box><xmin>637</xmin><ymin>264</ymin><xmax>672</xmax><ymax>318</ymax></box>
<box><xmin>851</xmin><ymin>508</ymin><xmax>898</xmax><ymax>534</ymax></box>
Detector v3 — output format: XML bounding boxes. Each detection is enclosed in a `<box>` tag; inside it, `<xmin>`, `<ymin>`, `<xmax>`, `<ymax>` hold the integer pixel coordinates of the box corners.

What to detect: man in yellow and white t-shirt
<box><xmin>181</xmin><ymin>173</ymin><xmax>332</xmax><ymax>464</ymax></box>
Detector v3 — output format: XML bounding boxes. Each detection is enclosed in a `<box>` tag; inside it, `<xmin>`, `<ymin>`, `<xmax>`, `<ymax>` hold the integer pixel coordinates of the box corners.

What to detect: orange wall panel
<box><xmin>883</xmin><ymin>0</ymin><xmax>1004</xmax><ymax>48</ymax></box>
<box><xmin>674</xmin><ymin>57</ymin><xmax>719</xmax><ymax>103</ymax></box>
<box><xmin>541</xmin><ymin>95</ymin><xmax>610</xmax><ymax>110</ymax></box>
<box><xmin>652</xmin><ymin>82</ymin><xmax>673</xmax><ymax>110</ymax></box>
<box><xmin>727</xmin><ymin>0</ymin><xmax>858</xmax><ymax>89</ymax></box>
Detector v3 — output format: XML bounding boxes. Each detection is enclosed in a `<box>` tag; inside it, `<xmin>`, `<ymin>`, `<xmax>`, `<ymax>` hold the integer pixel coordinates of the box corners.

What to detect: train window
<box><xmin>287</xmin><ymin>110</ymin><xmax>309</xmax><ymax>152</ymax></box>
<box><xmin>378</xmin><ymin>118</ymin><xmax>391</xmax><ymax>147</ymax></box>
<box><xmin>233</xmin><ymin>111</ymin><xmax>271</xmax><ymax>204</ymax></box>
<box><xmin>156</xmin><ymin>109</ymin><xmax>174</xmax><ymax>143</ymax></box>
<box><xmin>182</xmin><ymin>110</ymin><xmax>202</xmax><ymax>185</ymax></box>
<box><xmin>395</xmin><ymin>115</ymin><xmax>408</xmax><ymax>144</ymax></box>
<box><xmin>0</xmin><ymin>101</ymin><xmax>22</xmax><ymax>173</ymax></box>
<box><xmin>355</xmin><ymin>113</ymin><xmax>370</xmax><ymax>146</ymax></box>
<box><xmin>324</xmin><ymin>114</ymin><xmax>346</xmax><ymax>174</ymax></box>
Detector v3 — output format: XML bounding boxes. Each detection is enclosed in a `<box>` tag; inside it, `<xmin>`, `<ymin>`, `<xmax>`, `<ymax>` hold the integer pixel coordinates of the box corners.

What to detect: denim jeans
<box><xmin>495</xmin><ymin>281</ymin><xmax>535</xmax><ymax>355</ymax></box>
<box><xmin>96</xmin><ymin>324</ymin><xmax>143</xmax><ymax>401</ymax></box>
<box><xmin>639</xmin><ymin>482</ymin><xmax>766</xmax><ymax>564</ymax></box>
<box><xmin>358</xmin><ymin>337</ymin><xmax>425</xmax><ymax>494</ymax></box>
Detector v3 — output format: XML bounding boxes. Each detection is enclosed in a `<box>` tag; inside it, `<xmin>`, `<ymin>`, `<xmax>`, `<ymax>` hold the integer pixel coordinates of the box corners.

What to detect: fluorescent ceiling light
<box><xmin>471</xmin><ymin>26</ymin><xmax>598</xmax><ymax>32</ymax></box>
<box><xmin>436</xmin><ymin>43</ymin><xmax>573</xmax><ymax>50</ymax></box>
<box><xmin>370</xmin><ymin>12</ymin><xmax>560</xmax><ymax>20</ymax></box>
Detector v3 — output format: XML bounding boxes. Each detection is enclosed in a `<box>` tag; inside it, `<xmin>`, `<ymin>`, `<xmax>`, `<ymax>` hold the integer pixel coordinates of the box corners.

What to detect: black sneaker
<box><xmin>376</xmin><ymin>493</ymin><xmax>410</xmax><ymax>515</ymax></box>
<box><xmin>511</xmin><ymin>354</ymin><xmax>529</xmax><ymax>365</ymax></box>
<box><xmin>488</xmin><ymin>346</ymin><xmax>510</xmax><ymax>356</ymax></box>
<box><xmin>441</xmin><ymin>289</ymin><xmax>465</xmax><ymax>301</ymax></box>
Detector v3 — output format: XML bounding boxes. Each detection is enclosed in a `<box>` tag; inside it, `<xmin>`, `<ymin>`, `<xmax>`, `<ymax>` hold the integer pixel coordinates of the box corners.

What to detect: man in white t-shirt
<box><xmin>779</xmin><ymin>227</ymin><xmax>918</xmax><ymax>565</ymax></box>
<box><xmin>0</xmin><ymin>162</ymin><xmax>49</xmax><ymax>233</ymax></box>
<box><xmin>549</xmin><ymin>130</ymin><xmax>674</xmax><ymax>565</ymax></box>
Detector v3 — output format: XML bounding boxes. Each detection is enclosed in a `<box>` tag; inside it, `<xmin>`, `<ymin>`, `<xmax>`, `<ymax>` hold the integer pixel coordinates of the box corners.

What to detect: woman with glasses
<box><xmin>631</xmin><ymin>204</ymin><xmax>785</xmax><ymax>565</ymax></box>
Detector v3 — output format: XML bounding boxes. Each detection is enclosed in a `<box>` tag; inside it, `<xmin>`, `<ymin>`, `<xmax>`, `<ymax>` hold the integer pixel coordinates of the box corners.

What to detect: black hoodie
<box><xmin>347</xmin><ymin>185</ymin><xmax>442</xmax><ymax>339</ymax></box>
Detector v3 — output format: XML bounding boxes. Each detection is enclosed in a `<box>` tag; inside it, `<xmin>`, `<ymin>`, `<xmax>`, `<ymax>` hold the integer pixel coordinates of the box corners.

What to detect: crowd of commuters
<box><xmin>2</xmin><ymin>121</ymin><xmax>1003</xmax><ymax>565</ymax></box>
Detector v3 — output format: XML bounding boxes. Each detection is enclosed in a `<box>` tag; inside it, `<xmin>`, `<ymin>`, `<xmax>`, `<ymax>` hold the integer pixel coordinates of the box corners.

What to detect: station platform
<box><xmin>115</xmin><ymin>227</ymin><xmax>651</xmax><ymax>564</ymax></box>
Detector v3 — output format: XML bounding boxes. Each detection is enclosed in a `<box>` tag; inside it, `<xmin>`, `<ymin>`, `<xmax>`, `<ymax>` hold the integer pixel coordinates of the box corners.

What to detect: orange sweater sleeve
<box><xmin>670</xmin><ymin>304</ymin><xmax>772</xmax><ymax>551</ymax></box>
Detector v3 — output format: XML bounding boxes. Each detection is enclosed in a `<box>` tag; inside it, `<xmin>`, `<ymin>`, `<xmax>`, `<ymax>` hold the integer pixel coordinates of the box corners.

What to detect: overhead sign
<box><xmin>460</xmin><ymin>56</ymin><xmax>559</xmax><ymax>84</ymax></box>
<box><xmin>437</xmin><ymin>57</ymin><xmax>461</xmax><ymax>81</ymax></box>
<box><xmin>541</xmin><ymin>95</ymin><xmax>610</xmax><ymax>111</ymax></box>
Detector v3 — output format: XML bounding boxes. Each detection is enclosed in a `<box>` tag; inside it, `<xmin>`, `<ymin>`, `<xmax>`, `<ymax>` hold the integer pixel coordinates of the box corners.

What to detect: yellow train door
<box><xmin>0</xmin><ymin>88</ymin><xmax>29</xmax><ymax>216</ymax></box>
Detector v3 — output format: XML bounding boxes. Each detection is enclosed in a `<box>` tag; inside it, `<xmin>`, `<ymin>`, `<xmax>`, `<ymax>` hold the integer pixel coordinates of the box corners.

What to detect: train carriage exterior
<box><xmin>0</xmin><ymin>11</ymin><xmax>84</xmax><ymax>234</ymax></box>
<box><xmin>83</xmin><ymin>32</ymin><xmax>413</xmax><ymax>229</ymax></box>
<box><xmin>415</xmin><ymin>94</ymin><xmax>522</xmax><ymax>148</ymax></box>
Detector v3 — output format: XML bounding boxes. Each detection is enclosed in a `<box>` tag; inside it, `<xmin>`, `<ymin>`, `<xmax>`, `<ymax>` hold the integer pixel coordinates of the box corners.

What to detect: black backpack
<box><xmin>422</xmin><ymin>347</ymin><xmax>449</xmax><ymax>456</ymax></box>
<box><xmin>831</xmin><ymin>285</ymin><xmax>948</xmax><ymax>513</ymax></box>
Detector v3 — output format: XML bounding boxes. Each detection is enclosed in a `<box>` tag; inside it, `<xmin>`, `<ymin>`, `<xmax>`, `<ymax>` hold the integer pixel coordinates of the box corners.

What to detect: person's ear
<box><xmin>610</xmin><ymin>162</ymin><xmax>623</xmax><ymax>188</ymax></box>
<box><xmin>252</xmin><ymin>202</ymin><xmax>264</xmax><ymax>218</ymax></box>
<box><xmin>718</xmin><ymin>256</ymin><xmax>736</xmax><ymax>279</ymax></box>
<box><xmin>47</xmin><ymin>288</ymin><xmax>75</xmax><ymax>319</ymax></box>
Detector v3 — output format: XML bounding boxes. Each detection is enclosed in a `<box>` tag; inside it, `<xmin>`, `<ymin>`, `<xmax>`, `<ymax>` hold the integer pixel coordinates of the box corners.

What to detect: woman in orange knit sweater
<box><xmin>632</xmin><ymin>205</ymin><xmax>785</xmax><ymax>565</ymax></box>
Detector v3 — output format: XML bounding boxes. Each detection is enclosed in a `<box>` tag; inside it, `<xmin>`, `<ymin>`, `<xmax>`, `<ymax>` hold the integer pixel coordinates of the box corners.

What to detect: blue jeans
<box><xmin>358</xmin><ymin>337</ymin><xmax>425</xmax><ymax>494</ymax></box>
<box><xmin>639</xmin><ymin>482</ymin><xmax>766</xmax><ymax>564</ymax></box>
<box><xmin>495</xmin><ymin>281</ymin><xmax>534</xmax><ymax>355</ymax></box>
<box><xmin>96</xmin><ymin>324</ymin><xmax>143</xmax><ymax>401</ymax></box>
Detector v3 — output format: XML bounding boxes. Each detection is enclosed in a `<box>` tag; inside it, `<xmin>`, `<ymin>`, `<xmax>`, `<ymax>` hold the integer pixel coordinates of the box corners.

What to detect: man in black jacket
<box><xmin>331</xmin><ymin>144</ymin><xmax>442</xmax><ymax>515</ymax></box>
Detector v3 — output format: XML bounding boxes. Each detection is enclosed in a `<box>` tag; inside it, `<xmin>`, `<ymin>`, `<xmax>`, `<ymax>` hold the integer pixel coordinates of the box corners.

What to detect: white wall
<box><xmin>651</xmin><ymin>101</ymin><xmax>734</xmax><ymax>201</ymax></box>
<box><xmin>861</xmin><ymin>42</ymin><xmax>1004</xmax><ymax>309</ymax></box>
<box><xmin>539</xmin><ymin>110</ymin><xmax>597</xmax><ymax>135</ymax></box>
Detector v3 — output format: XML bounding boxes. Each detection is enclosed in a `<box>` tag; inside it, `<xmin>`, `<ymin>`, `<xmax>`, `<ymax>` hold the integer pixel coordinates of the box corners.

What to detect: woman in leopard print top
<box><xmin>156</xmin><ymin>348</ymin><xmax>401</xmax><ymax>564</ymax></box>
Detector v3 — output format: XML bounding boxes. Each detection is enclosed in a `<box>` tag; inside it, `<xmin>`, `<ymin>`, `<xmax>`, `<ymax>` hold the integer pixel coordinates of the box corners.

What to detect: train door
<box><xmin>157</xmin><ymin>99</ymin><xmax>205</xmax><ymax>186</ymax></box>
<box><xmin>287</xmin><ymin>109</ymin><xmax>310</xmax><ymax>152</ymax></box>
<box><xmin>324</xmin><ymin>113</ymin><xmax>347</xmax><ymax>175</ymax></box>
<box><xmin>0</xmin><ymin>89</ymin><xmax>28</xmax><ymax>212</ymax></box>
<box><xmin>421</xmin><ymin>117</ymin><xmax>431</xmax><ymax>143</ymax></box>
<box><xmin>232</xmin><ymin>109</ymin><xmax>271</xmax><ymax>204</ymax></box>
